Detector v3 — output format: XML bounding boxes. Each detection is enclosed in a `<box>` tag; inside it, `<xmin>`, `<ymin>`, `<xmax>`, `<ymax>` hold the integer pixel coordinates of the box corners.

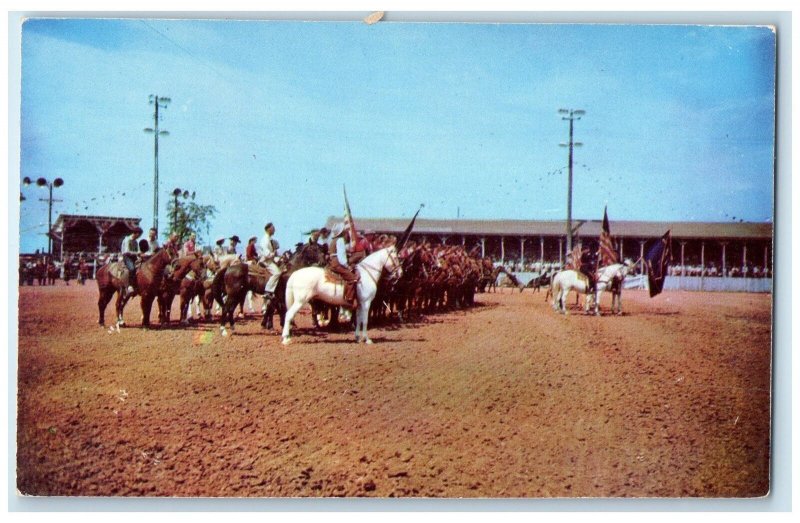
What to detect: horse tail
<box><xmin>285</xmin><ymin>277</ymin><xmax>295</xmax><ymax>311</ymax></box>
<box><xmin>549</xmin><ymin>274</ymin><xmax>560</xmax><ymax>306</ymax></box>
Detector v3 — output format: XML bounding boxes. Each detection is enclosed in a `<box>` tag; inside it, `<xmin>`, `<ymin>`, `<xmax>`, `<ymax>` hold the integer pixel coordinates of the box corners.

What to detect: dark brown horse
<box><xmin>214</xmin><ymin>261</ymin><xmax>252</xmax><ymax>336</ymax></box>
<box><xmin>96</xmin><ymin>245</ymin><xmax>178</xmax><ymax>329</ymax></box>
<box><xmin>156</xmin><ymin>253</ymin><xmax>207</xmax><ymax>325</ymax></box>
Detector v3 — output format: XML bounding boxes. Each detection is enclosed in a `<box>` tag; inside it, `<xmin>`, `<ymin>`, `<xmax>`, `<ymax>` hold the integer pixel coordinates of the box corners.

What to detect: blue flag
<box><xmin>644</xmin><ymin>230</ymin><xmax>672</xmax><ymax>297</ymax></box>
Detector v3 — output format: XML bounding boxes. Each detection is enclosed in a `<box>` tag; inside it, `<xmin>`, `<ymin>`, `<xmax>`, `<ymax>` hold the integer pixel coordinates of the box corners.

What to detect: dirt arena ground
<box><xmin>15</xmin><ymin>282</ymin><xmax>771</xmax><ymax>498</ymax></box>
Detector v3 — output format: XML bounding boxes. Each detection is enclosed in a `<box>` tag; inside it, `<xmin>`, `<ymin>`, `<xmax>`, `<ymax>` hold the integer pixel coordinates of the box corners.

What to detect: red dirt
<box><xmin>15</xmin><ymin>283</ymin><xmax>771</xmax><ymax>498</ymax></box>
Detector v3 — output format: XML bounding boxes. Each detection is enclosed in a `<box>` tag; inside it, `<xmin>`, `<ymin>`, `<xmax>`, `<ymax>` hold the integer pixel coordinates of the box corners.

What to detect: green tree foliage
<box><xmin>165</xmin><ymin>192</ymin><xmax>217</xmax><ymax>245</ymax></box>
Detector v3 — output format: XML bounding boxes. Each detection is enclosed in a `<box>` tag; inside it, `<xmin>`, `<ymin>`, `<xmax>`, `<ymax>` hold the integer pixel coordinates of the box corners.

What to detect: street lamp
<box><xmin>23</xmin><ymin>176</ymin><xmax>64</xmax><ymax>257</ymax></box>
<box><xmin>558</xmin><ymin>108</ymin><xmax>585</xmax><ymax>256</ymax></box>
<box><xmin>144</xmin><ymin>94</ymin><xmax>171</xmax><ymax>232</ymax></box>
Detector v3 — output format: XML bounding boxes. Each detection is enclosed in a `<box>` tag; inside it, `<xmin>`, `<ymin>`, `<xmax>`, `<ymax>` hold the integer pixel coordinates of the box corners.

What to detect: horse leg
<box><xmin>357</xmin><ymin>302</ymin><xmax>373</xmax><ymax>344</ymax></box>
<box><xmin>115</xmin><ymin>291</ymin><xmax>128</xmax><ymax>328</ymax></box>
<box><xmin>220</xmin><ymin>294</ymin><xmax>237</xmax><ymax>336</ymax></box>
<box><xmin>261</xmin><ymin>293</ymin><xmax>273</xmax><ymax>329</ymax></box>
<box><xmin>98</xmin><ymin>288</ymin><xmax>113</xmax><ymax>326</ymax></box>
<box><xmin>281</xmin><ymin>301</ymin><xmax>305</xmax><ymax>345</ymax></box>
<box><xmin>179</xmin><ymin>292</ymin><xmax>190</xmax><ymax>325</ymax></box>
<box><xmin>141</xmin><ymin>294</ymin><xmax>154</xmax><ymax>328</ymax></box>
<box><xmin>246</xmin><ymin>290</ymin><xmax>255</xmax><ymax>313</ymax></box>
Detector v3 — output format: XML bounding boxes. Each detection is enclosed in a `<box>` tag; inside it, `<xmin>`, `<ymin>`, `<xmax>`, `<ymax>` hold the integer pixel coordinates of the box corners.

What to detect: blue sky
<box><xmin>18</xmin><ymin>19</ymin><xmax>775</xmax><ymax>253</ymax></box>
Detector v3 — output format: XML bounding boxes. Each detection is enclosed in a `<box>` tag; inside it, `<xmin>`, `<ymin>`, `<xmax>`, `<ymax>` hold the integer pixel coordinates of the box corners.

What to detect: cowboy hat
<box><xmin>229</xmin><ymin>235</ymin><xmax>241</xmax><ymax>243</ymax></box>
<box><xmin>330</xmin><ymin>222</ymin><xmax>346</xmax><ymax>238</ymax></box>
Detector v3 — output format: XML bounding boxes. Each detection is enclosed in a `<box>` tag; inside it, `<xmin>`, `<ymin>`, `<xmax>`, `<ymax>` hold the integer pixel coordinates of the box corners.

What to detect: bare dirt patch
<box><xmin>16</xmin><ymin>284</ymin><xmax>771</xmax><ymax>497</ymax></box>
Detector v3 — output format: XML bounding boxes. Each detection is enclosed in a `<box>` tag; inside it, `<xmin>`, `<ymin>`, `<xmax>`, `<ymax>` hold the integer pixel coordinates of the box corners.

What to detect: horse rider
<box><xmin>182</xmin><ymin>232</ymin><xmax>197</xmax><ymax>257</ymax></box>
<box><xmin>120</xmin><ymin>226</ymin><xmax>143</xmax><ymax>295</ymax></box>
<box><xmin>213</xmin><ymin>237</ymin><xmax>226</xmax><ymax>260</ymax></box>
<box><xmin>328</xmin><ymin>222</ymin><xmax>359</xmax><ymax>308</ymax></box>
<box><xmin>258</xmin><ymin>223</ymin><xmax>283</xmax><ymax>303</ymax></box>
<box><xmin>245</xmin><ymin>236</ymin><xmax>259</xmax><ymax>263</ymax></box>
<box><xmin>345</xmin><ymin>230</ymin><xmax>371</xmax><ymax>266</ymax></box>
<box><xmin>145</xmin><ymin>227</ymin><xmax>160</xmax><ymax>255</ymax></box>
<box><xmin>579</xmin><ymin>243</ymin><xmax>598</xmax><ymax>293</ymax></box>
<box><xmin>306</xmin><ymin>228</ymin><xmax>321</xmax><ymax>245</ymax></box>
<box><xmin>227</xmin><ymin>235</ymin><xmax>241</xmax><ymax>256</ymax></box>
<box><xmin>317</xmin><ymin>227</ymin><xmax>331</xmax><ymax>254</ymax></box>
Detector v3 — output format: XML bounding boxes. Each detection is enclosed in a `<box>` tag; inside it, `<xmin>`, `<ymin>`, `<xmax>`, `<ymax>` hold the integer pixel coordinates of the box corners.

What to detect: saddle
<box><xmin>575</xmin><ymin>271</ymin><xmax>591</xmax><ymax>286</ymax></box>
<box><xmin>107</xmin><ymin>261</ymin><xmax>129</xmax><ymax>281</ymax></box>
<box><xmin>324</xmin><ymin>268</ymin><xmax>345</xmax><ymax>284</ymax></box>
<box><xmin>246</xmin><ymin>261</ymin><xmax>271</xmax><ymax>279</ymax></box>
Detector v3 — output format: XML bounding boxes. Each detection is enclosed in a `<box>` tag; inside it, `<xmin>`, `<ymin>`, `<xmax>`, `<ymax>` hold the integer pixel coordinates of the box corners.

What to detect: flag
<box><xmin>598</xmin><ymin>206</ymin><xmax>619</xmax><ymax>266</ymax></box>
<box><xmin>343</xmin><ymin>185</ymin><xmax>360</xmax><ymax>249</ymax></box>
<box><xmin>644</xmin><ymin>230</ymin><xmax>672</xmax><ymax>297</ymax></box>
<box><xmin>397</xmin><ymin>206</ymin><xmax>423</xmax><ymax>251</ymax></box>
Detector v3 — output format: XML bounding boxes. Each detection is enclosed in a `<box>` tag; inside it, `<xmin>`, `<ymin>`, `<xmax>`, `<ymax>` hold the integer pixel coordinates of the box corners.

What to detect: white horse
<box><xmin>593</xmin><ymin>259</ymin><xmax>636</xmax><ymax>315</ymax></box>
<box><xmin>551</xmin><ymin>259</ymin><xmax>635</xmax><ymax>315</ymax></box>
<box><xmin>281</xmin><ymin>246</ymin><xmax>403</xmax><ymax>345</ymax></box>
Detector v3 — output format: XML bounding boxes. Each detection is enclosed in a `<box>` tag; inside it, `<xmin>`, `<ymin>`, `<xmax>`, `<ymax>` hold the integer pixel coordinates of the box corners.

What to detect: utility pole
<box><xmin>558</xmin><ymin>108</ymin><xmax>585</xmax><ymax>256</ymax></box>
<box><xmin>144</xmin><ymin>95</ymin><xmax>171</xmax><ymax>233</ymax></box>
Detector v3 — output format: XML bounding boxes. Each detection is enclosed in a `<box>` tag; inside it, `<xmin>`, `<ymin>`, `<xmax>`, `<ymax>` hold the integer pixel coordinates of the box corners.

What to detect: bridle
<box><xmin>358</xmin><ymin>247</ymin><xmax>403</xmax><ymax>286</ymax></box>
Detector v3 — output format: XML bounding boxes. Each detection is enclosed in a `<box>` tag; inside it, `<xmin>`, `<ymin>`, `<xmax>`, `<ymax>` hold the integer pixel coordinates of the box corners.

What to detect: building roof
<box><xmin>324</xmin><ymin>216</ymin><xmax>773</xmax><ymax>241</ymax></box>
<box><xmin>52</xmin><ymin>214</ymin><xmax>142</xmax><ymax>233</ymax></box>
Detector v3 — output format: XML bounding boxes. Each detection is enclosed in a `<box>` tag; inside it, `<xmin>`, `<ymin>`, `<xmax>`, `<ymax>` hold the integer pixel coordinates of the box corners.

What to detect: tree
<box><xmin>166</xmin><ymin>192</ymin><xmax>217</xmax><ymax>245</ymax></box>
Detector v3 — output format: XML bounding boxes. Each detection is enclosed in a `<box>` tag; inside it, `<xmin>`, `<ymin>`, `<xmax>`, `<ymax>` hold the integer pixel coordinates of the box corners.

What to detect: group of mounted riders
<box><xmin>97</xmin><ymin>218</ymin><xmax>508</xmax><ymax>333</ymax></box>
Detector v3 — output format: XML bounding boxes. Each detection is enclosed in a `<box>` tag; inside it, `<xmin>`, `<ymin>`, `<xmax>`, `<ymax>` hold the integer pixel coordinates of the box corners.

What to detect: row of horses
<box><xmin>95</xmin><ymin>240</ymin><xmax>636</xmax><ymax>344</ymax></box>
<box><xmin>95</xmin><ymin>240</ymin><xmax>521</xmax><ymax>343</ymax></box>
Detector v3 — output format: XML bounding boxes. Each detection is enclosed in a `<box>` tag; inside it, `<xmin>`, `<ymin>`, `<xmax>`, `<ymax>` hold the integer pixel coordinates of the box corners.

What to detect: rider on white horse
<box><xmin>578</xmin><ymin>243</ymin><xmax>598</xmax><ymax>293</ymax></box>
<box><xmin>327</xmin><ymin>222</ymin><xmax>360</xmax><ymax>309</ymax></box>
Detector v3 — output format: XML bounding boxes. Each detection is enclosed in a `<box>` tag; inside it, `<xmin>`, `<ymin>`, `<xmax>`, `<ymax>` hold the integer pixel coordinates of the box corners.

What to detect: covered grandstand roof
<box><xmin>324</xmin><ymin>216</ymin><xmax>773</xmax><ymax>241</ymax></box>
<box><xmin>52</xmin><ymin>214</ymin><xmax>141</xmax><ymax>236</ymax></box>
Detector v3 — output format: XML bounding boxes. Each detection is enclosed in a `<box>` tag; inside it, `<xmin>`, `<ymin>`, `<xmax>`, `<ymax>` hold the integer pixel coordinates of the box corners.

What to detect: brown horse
<box><xmin>176</xmin><ymin>254</ymin><xmax>217</xmax><ymax>324</ymax></box>
<box><xmin>96</xmin><ymin>246</ymin><xmax>178</xmax><ymax>329</ymax></box>
<box><xmin>214</xmin><ymin>262</ymin><xmax>252</xmax><ymax>336</ymax></box>
<box><xmin>156</xmin><ymin>253</ymin><xmax>207</xmax><ymax>325</ymax></box>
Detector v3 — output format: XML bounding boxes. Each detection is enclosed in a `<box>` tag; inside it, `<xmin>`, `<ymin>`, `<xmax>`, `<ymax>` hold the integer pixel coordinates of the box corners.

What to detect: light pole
<box><xmin>144</xmin><ymin>95</ymin><xmax>171</xmax><ymax>233</ymax></box>
<box><xmin>558</xmin><ymin>108</ymin><xmax>585</xmax><ymax>256</ymax></box>
<box><xmin>23</xmin><ymin>176</ymin><xmax>64</xmax><ymax>257</ymax></box>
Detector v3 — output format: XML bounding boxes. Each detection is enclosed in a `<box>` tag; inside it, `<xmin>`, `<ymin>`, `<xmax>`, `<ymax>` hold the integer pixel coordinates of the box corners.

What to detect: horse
<box><xmin>155</xmin><ymin>253</ymin><xmax>207</xmax><ymax>325</ymax></box>
<box><xmin>281</xmin><ymin>245</ymin><xmax>403</xmax><ymax>345</ymax></box>
<box><xmin>262</xmin><ymin>242</ymin><xmax>329</xmax><ymax>331</ymax></box>
<box><xmin>593</xmin><ymin>259</ymin><xmax>636</xmax><ymax>315</ymax></box>
<box><xmin>550</xmin><ymin>259</ymin><xmax>635</xmax><ymax>316</ymax></box>
<box><xmin>215</xmin><ymin>262</ymin><xmax>252</xmax><ymax>336</ymax></box>
<box><xmin>96</xmin><ymin>246</ymin><xmax>178</xmax><ymax>329</ymax></box>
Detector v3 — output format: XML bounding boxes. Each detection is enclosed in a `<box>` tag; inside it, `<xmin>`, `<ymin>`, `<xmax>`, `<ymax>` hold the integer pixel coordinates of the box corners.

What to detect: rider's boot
<box><xmin>345</xmin><ymin>282</ymin><xmax>357</xmax><ymax>310</ymax></box>
<box><xmin>127</xmin><ymin>272</ymin><xmax>137</xmax><ymax>296</ymax></box>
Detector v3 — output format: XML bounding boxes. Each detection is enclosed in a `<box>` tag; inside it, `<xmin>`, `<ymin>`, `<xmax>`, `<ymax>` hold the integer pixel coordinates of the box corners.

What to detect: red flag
<box><xmin>343</xmin><ymin>185</ymin><xmax>360</xmax><ymax>249</ymax></box>
<box><xmin>598</xmin><ymin>206</ymin><xmax>619</xmax><ymax>266</ymax></box>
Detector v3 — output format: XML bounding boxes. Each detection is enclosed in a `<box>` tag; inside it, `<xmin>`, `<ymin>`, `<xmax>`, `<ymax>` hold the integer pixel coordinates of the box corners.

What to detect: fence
<box><xmin>619</xmin><ymin>274</ymin><xmax>771</xmax><ymax>293</ymax></box>
<box><xmin>505</xmin><ymin>272</ymin><xmax>772</xmax><ymax>293</ymax></box>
